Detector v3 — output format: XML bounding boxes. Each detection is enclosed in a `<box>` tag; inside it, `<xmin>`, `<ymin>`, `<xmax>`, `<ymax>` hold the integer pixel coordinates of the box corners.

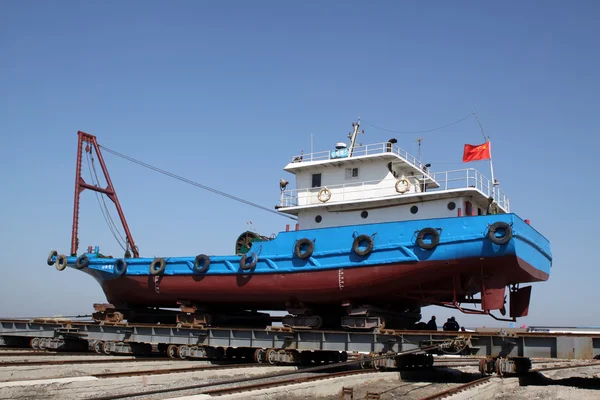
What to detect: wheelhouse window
<box><xmin>311</xmin><ymin>173</ymin><xmax>322</xmax><ymax>188</ymax></box>
<box><xmin>345</xmin><ymin>167</ymin><xmax>359</xmax><ymax>179</ymax></box>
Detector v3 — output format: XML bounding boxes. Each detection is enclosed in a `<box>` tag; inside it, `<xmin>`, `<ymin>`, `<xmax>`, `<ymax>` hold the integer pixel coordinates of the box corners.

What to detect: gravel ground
<box><xmin>493</xmin><ymin>385</ymin><xmax>600</xmax><ymax>400</ymax></box>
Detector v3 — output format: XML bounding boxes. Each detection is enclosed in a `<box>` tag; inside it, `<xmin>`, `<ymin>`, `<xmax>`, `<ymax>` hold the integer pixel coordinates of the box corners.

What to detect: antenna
<box><xmin>416</xmin><ymin>137</ymin><xmax>423</xmax><ymax>165</ymax></box>
<box><xmin>472</xmin><ymin>110</ymin><xmax>488</xmax><ymax>142</ymax></box>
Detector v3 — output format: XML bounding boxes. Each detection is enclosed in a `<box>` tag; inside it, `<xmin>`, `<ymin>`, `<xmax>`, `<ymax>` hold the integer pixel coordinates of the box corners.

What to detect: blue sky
<box><xmin>1</xmin><ymin>1</ymin><xmax>598</xmax><ymax>328</ymax></box>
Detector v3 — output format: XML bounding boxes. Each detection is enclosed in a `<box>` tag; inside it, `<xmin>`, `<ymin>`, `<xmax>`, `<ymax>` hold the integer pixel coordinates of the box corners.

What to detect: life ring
<box><xmin>395</xmin><ymin>178</ymin><xmax>411</xmax><ymax>194</ymax></box>
<box><xmin>47</xmin><ymin>250</ymin><xmax>57</xmax><ymax>266</ymax></box>
<box><xmin>352</xmin><ymin>234</ymin><xmax>374</xmax><ymax>256</ymax></box>
<box><xmin>56</xmin><ymin>254</ymin><xmax>68</xmax><ymax>271</ymax></box>
<box><xmin>294</xmin><ymin>238</ymin><xmax>314</xmax><ymax>259</ymax></box>
<box><xmin>239</xmin><ymin>252</ymin><xmax>258</xmax><ymax>270</ymax></box>
<box><xmin>75</xmin><ymin>254</ymin><xmax>89</xmax><ymax>269</ymax></box>
<box><xmin>487</xmin><ymin>221</ymin><xmax>513</xmax><ymax>245</ymax></box>
<box><xmin>416</xmin><ymin>228</ymin><xmax>440</xmax><ymax>250</ymax></box>
<box><xmin>317</xmin><ymin>187</ymin><xmax>331</xmax><ymax>203</ymax></box>
<box><xmin>150</xmin><ymin>257</ymin><xmax>166</xmax><ymax>275</ymax></box>
<box><xmin>114</xmin><ymin>259</ymin><xmax>127</xmax><ymax>276</ymax></box>
<box><xmin>193</xmin><ymin>254</ymin><xmax>211</xmax><ymax>273</ymax></box>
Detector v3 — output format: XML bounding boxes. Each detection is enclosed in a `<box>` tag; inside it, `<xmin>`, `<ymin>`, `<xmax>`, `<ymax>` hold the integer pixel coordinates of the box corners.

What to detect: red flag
<box><xmin>462</xmin><ymin>141</ymin><xmax>491</xmax><ymax>162</ymax></box>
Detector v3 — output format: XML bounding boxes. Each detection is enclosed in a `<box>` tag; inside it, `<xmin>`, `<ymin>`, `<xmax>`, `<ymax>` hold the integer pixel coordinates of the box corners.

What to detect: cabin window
<box><xmin>311</xmin><ymin>173</ymin><xmax>322</xmax><ymax>188</ymax></box>
<box><xmin>447</xmin><ymin>201</ymin><xmax>456</xmax><ymax>211</ymax></box>
<box><xmin>345</xmin><ymin>167</ymin><xmax>359</xmax><ymax>179</ymax></box>
<box><xmin>410</xmin><ymin>206</ymin><xmax>419</xmax><ymax>214</ymax></box>
<box><xmin>315</xmin><ymin>215</ymin><xmax>322</xmax><ymax>223</ymax></box>
<box><xmin>361</xmin><ymin>211</ymin><xmax>368</xmax><ymax>219</ymax></box>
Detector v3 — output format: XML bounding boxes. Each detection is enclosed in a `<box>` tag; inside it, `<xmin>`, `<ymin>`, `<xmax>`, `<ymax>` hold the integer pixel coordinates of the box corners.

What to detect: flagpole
<box><xmin>472</xmin><ymin>111</ymin><xmax>496</xmax><ymax>193</ymax></box>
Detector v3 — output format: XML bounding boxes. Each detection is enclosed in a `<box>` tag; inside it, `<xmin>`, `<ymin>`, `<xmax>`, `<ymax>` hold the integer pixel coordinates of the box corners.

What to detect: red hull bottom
<box><xmin>100</xmin><ymin>255</ymin><xmax>548</xmax><ymax>313</ymax></box>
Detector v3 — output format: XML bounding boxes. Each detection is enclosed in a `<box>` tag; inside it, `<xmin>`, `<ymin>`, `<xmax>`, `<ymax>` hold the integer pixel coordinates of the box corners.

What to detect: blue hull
<box><xmin>57</xmin><ymin>214</ymin><xmax>551</xmax><ymax>282</ymax></box>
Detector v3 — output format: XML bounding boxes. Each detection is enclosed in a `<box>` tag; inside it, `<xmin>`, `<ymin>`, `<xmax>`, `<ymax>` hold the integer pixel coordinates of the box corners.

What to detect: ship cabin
<box><xmin>277</xmin><ymin>126</ymin><xmax>509</xmax><ymax>230</ymax></box>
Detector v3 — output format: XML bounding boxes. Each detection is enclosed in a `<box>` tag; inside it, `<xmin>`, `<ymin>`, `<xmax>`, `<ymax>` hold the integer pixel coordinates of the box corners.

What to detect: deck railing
<box><xmin>280</xmin><ymin>168</ymin><xmax>510</xmax><ymax>211</ymax></box>
<box><xmin>291</xmin><ymin>142</ymin><xmax>425</xmax><ymax>172</ymax></box>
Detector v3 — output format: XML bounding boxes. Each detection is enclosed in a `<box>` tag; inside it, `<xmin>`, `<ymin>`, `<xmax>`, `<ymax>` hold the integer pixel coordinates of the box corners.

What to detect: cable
<box><xmin>98</xmin><ymin>145</ymin><xmax>298</xmax><ymax>221</ymax></box>
<box><xmin>88</xmin><ymin>151</ymin><xmax>128</xmax><ymax>248</ymax></box>
<box><xmin>85</xmin><ymin>151</ymin><xmax>127</xmax><ymax>251</ymax></box>
<box><xmin>363</xmin><ymin>113</ymin><xmax>474</xmax><ymax>134</ymax></box>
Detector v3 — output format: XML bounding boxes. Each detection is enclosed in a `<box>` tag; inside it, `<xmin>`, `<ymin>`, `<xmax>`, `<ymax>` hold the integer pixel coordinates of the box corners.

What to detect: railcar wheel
<box><xmin>266</xmin><ymin>348</ymin><xmax>278</xmax><ymax>364</ymax></box>
<box><xmin>178</xmin><ymin>345</ymin><xmax>189</xmax><ymax>360</ymax></box>
<box><xmin>254</xmin><ymin>348</ymin><xmax>266</xmax><ymax>363</ymax></box>
<box><xmin>102</xmin><ymin>342</ymin><xmax>112</xmax><ymax>355</ymax></box>
<box><xmin>167</xmin><ymin>344</ymin><xmax>178</xmax><ymax>359</ymax></box>
<box><xmin>30</xmin><ymin>337</ymin><xmax>40</xmax><ymax>350</ymax></box>
<box><xmin>94</xmin><ymin>341</ymin><xmax>104</xmax><ymax>354</ymax></box>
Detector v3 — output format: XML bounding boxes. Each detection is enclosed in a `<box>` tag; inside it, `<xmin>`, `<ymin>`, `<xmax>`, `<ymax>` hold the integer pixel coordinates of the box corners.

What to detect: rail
<box><xmin>280</xmin><ymin>168</ymin><xmax>510</xmax><ymax>211</ymax></box>
<box><xmin>291</xmin><ymin>142</ymin><xmax>423</xmax><ymax>170</ymax></box>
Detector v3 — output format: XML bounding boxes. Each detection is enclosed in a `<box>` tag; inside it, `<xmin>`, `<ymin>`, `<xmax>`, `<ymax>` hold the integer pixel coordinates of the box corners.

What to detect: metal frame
<box><xmin>71</xmin><ymin>131</ymin><xmax>139</xmax><ymax>257</ymax></box>
<box><xmin>0</xmin><ymin>319</ymin><xmax>598</xmax><ymax>359</ymax></box>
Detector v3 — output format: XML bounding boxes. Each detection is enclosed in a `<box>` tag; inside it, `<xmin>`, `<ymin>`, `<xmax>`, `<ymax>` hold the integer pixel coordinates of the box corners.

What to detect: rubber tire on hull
<box><xmin>56</xmin><ymin>254</ymin><xmax>68</xmax><ymax>271</ymax></box>
<box><xmin>352</xmin><ymin>234</ymin><xmax>374</xmax><ymax>256</ymax></box>
<box><xmin>294</xmin><ymin>238</ymin><xmax>314</xmax><ymax>259</ymax></box>
<box><xmin>150</xmin><ymin>258</ymin><xmax>166</xmax><ymax>275</ymax></box>
<box><xmin>488</xmin><ymin>221</ymin><xmax>513</xmax><ymax>245</ymax></box>
<box><xmin>47</xmin><ymin>250</ymin><xmax>57</xmax><ymax>266</ymax></box>
<box><xmin>75</xmin><ymin>254</ymin><xmax>89</xmax><ymax>269</ymax></box>
<box><xmin>193</xmin><ymin>254</ymin><xmax>210</xmax><ymax>273</ymax></box>
<box><xmin>114</xmin><ymin>259</ymin><xmax>127</xmax><ymax>276</ymax></box>
<box><xmin>416</xmin><ymin>228</ymin><xmax>440</xmax><ymax>250</ymax></box>
<box><xmin>240</xmin><ymin>252</ymin><xmax>258</xmax><ymax>270</ymax></box>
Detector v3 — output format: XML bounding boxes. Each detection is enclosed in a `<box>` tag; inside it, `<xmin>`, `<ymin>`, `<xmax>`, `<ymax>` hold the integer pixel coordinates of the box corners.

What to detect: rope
<box><xmin>363</xmin><ymin>113</ymin><xmax>474</xmax><ymax>134</ymax></box>
<box><xmin>98</xmin><ymin>145</ymin><xmax>298</xmax><ymax>221</ymax></box>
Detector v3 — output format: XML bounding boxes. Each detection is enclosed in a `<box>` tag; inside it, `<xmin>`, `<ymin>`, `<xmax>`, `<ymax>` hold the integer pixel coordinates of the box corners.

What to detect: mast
<box><xmin>472</xmin><ymin>112</ymin><xmax>496</xmax><ymax>189</ymax></box>
<box><xmin>348</xmin><ymin>116</ymin><xmax>363</xmax><ymax>157</ymax></box>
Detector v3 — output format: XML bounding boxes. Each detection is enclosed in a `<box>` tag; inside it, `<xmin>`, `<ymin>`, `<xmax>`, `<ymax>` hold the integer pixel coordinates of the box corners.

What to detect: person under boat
<box><xmin>426</xmin><ymin>315</ymin><xmax>438</xmax><ymax>330</ymax></box>
<box><xmin>443</xmin><ymin>316</ymin><xmax>460</xmax><ymax>331</ymax></box>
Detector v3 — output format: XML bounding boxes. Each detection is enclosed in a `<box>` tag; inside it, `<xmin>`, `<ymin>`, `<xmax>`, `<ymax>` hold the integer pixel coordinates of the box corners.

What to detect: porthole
<box><xmin>315</xmin><ymin>215</ymin><xmax>322</xmax><ymax>223</ymax></box>
<box><xmin>361</xmin><ymin>211</ymin><xmax>368</xmax><ymax>219</ymax></box>
<box><xmin>447</xmin><ymin>201</ymin><xmax>456</xmax><ymax>211</ymax></box>
<box><xmin>410</xmin><ymin>206</ymin><xmax>418</xmax><ymax>214</ymax></box>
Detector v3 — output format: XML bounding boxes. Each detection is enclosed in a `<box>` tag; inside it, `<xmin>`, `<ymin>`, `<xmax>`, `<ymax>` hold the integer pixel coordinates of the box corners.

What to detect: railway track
<box><xmin>0</xmin><ymin>357</ymin><xmax>175</xmax><ymax>367</ymax></box>
<box><xmin>203</xmin><ymin>369</ymin><xmax>373</xmax><ymax>396</ymax></box>
<box><xmin>87</xmin><ymin>347</ymin><xmax>437</xmax><ymax>400</ymax></box>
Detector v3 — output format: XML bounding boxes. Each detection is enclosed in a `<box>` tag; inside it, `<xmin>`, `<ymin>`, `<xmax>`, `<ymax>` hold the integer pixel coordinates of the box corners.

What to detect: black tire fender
<box><xmin>150</xmin><ymin>257</ymin><xmax>166</xmax><ymax>275</ymax></box>
<box><xmin>47</xmin><ymin>250</ymin><xmax>58</xmax><ymax>266</ymax></box>
<box><xmin>114</xmin><ymin>259</ymin><xmax>127</xmax><ymax>276</ymax></box>
<box><xmin>416</xmin><ymin>228</ymin><xmax>440</xmax><ymax>250</ymax></box>
<box><xmin>56</xmin><ymin>254</ymin><xmax>68</xmax><ymax>271</ymax></box>
<box><xmin>294</xmin><ymin>238</ymin><xmax>314</xmax><ymax>259</ymax></box>
<box><xmin>193</xmin><ymin>254</ymin><xmax>211</xmax><ymax>273</ymax></box>
<box><xmin>75</xmin><ymin>254</ymin><xmax>89</xmax><ymax>269</ymax></box>
<box><xmin>239</xmin><ymin>252</ymin><xmax>258</xmax><ymax>270</ymax></box>
<box><xmin>352</xmin><ymin>234</ymin><xmax>374</xmax><ymax>256</ymax></box>
<box><xmin>488</xmin><ymin>221</ymin><xmax>513</xmax><ymax>245</ymax></box>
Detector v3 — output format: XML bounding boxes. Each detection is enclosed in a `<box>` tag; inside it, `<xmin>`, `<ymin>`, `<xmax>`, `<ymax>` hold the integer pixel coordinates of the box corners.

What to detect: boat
<box><xmin>47</xmin><ymin>120</ymin><xmax>552</xmax><ymax>330</ymax></box>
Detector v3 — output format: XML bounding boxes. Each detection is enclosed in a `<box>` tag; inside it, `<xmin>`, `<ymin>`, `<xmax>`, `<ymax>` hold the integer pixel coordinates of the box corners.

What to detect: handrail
<box><xmin>280</xmin><ymin>168</ymin><xmax>510</xmax><ymax>212</ymax></box>
<box><xmin>290</xmin><ymin>142</ymin><xmax>428</xmax><ymax>173</ymax></box>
